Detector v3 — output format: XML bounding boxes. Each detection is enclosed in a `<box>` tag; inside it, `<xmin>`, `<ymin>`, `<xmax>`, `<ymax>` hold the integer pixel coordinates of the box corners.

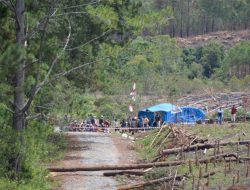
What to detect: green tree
<box><xmin>200</xmin><ymin>42</ymin><xmax>224</xmax><ymax>78</ymax></box>
<box><xmin>222</xmin><ymin>41</ymin><xmax>250</xmax><ymax>79</ymax></box>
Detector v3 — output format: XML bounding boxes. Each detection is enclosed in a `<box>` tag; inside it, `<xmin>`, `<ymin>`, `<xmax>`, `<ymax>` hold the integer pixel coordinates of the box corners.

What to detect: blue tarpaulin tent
<box><xmin>138</xmin><ymin>104</ymin><xmax>206</xmax><ymax>126</ymax></box>
<box><xmin>170</xmin><ymin>106</ymin><xmax>206</xmax><ymax>124</ymax></box>
<box><xmin>138</xmin><ymin>103</ymin><xmax>178</xmax><ymax>126</ymax></box>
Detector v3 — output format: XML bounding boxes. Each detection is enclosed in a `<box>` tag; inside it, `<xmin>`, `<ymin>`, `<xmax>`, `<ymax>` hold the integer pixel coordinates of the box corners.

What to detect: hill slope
<box><xmin>176</xmin><ymin>30</ymin><xmax>250</xmax><ymax>48</ymax></box>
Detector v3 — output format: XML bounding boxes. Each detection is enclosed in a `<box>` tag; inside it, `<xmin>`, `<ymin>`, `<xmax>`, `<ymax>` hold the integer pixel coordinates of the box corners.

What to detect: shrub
<box><xmin>0</xmin><ymin>121</ymin><xmax>66</xmax><ymax>190</ymax></box>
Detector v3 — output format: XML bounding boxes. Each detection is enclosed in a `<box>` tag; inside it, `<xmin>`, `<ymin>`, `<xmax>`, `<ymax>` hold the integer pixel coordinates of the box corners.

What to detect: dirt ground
<box><xmin>52</xmin><ymin>132</ymin><xmax>138</xmax><ymax>190</ymax></box>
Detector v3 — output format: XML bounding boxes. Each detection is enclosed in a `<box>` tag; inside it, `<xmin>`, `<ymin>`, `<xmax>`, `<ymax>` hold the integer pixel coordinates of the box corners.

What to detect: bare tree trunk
<box><xmin>202</xmin><ymin>14</ymin><xmax>206</xmax><ymax>34</ymax></box>
<box><xmin>180</xmin><ymin>4</ymin><xmax>183</xmax><ymax>37</ymax></box>
<box><xmin>205</xmin><ymin>14</ymin><xmax>209</xmax><ymax>33</ymax></box>
<box><xmin>211</xmin><ymin>17</ymin><xmax>215</xmax><ymax>32</ymax></box>
<box><xmin>171</xmin><ymin>1</ymin><xmax>176</xmax><ymax>37</ymax></box>
<box><xmin>13</xmin><ymin>0</ymin><xmax>26</xmax><ymax>175</ymax></box>
<box><xmin>14</xmin><ymin>0</ymin><xmax>26</xmax><ymax>130</ymax></box>
<box><xmin>186</xmin><ymin>0</ymin><xmax>190</xmax><ymax>37</ymax></box>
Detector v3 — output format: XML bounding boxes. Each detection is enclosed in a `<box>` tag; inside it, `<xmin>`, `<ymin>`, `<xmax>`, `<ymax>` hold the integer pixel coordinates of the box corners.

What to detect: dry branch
<box><xmin>202</xmin><ymin>171</ymin><xmax>216</xmax><ymax>178</ymax></box>
<box><xmin>103</xmin><ymin>170</ymin><xmax>145</xmax><ymax>176</ymax></box>
<box><xmin>150</xmin><ymin>126</ymin><xmax>164</xmax><ymax>147</ymax></box>
<box><xmin>117</xmin><ymin>174</ymin><xmax>188</xmax><ymax>190</ymax></box>
<box><xmin>161</xmin><ymin>140</ymin><xmax>250</xmax><ymax>155</ymax></box>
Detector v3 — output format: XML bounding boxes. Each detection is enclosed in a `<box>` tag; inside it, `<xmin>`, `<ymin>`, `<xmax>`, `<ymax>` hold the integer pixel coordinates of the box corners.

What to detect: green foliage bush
<box><xmin>0</xmin><ymin>121</ymin><xmax>66</xmax><ymax>190</ymax></box>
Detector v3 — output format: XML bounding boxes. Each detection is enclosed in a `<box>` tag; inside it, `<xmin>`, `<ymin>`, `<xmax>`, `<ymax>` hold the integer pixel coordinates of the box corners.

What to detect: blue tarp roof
<box><xmin>141</xmin><ymin>103</ymin><xmax>176</xmax><ymax>112</ymax></box>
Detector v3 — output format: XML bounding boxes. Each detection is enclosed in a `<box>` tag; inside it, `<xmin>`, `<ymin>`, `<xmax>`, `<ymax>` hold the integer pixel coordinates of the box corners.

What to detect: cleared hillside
<box><xmin>177</xmin><ymin>30</ymin><xmax>250</xmax><ymax>48</ymax></box>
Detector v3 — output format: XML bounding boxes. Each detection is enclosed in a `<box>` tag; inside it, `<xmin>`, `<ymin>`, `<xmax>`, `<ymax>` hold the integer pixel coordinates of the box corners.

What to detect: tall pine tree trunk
<box><xmin>14</xmin><ymin>0</ymin><xmax>25</xmax><ymax>130</ymax></box>
<box><xmin>211</xmin><ymin>17</ymin><xmax>215</xmax><ymax>32</ymax></box>
<box><xmin>13</xmin><ymin>0</ymin><xmax>26</xmax><ymax>174</ymax></box>
<box><xmin>186</xmin><ymin>0</ymin><xmax>190</xmax><ymax>37</ymax></box>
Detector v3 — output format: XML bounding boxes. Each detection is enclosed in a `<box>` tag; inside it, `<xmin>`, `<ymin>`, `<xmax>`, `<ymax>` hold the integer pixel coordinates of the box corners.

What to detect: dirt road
<box><xmin>53</xmin><ymin>132</ymin><xmax>137</xmax><ymax>190</ymax></box>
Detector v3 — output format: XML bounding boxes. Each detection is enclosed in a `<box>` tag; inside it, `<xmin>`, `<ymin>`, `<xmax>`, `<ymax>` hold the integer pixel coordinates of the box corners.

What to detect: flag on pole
<box><xmin>130</xmin><ymin>82</ymin><xmax>136</xmax><ymax>101</ymax></box>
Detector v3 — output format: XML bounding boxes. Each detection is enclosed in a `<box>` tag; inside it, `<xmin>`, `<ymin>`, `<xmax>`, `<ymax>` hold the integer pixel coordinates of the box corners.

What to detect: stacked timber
<box><xmin>177</xmin><ymin>92</ymin><xmax>250</xmax><ymax>115</ymax></box>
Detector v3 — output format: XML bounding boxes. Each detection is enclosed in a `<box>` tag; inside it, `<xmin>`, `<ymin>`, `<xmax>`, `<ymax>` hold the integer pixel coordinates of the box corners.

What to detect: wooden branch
<box><xmin>150</xmin><ymin>126</ymin><xmax>164</xmax><ymax>147</ymax></box>
<box><xmin>103</xmin><ymin>168</ymin><xmax>153</xmax><ymax>176</ymax></box>
<box><xmin>51</xmin><ymin>58</ymin><xmax>106</xmax><ymax>81</ymax></box>
<box><xmin>52</xmin><ymin>11</ymin><xmax>88</xmax><ymax>17</ymax></box>
<box><xmin>161</xmin><ymin>140</ymin><xmax>250</xmax><ymax>155</ymax></box>
<box><xmin>171</xmin><ymin>170</ymin><xmax>178</xmax><ymax>190</ymax></box>
<box><xmin>61</xmin><ymin>1</ymin><xmax>98</xmax><ymax>10</ymax></box>
<box><xmin>156</xmin><ymin>131</ymin><xmax>172</xmax><ymax>152</ymax></box>
<box><xmin>66</xmin><ymin>29</ymin><xmax>111</xmax><ymax>51</ymax></box>
<box><xmin>25</xmin><ymin>8</ymin><xmax>57</xmax><ymax>40</ymax></box>
<box><xmin>48</xmin><ymin>152</ymin><xmax>238</xmax><ymax>172</ymax></box>
<box><xmin>3</xmin><ymin>105</ymin><xmax>14</xmax><ymax>113</ymax></box>
<box><xmin>202</xmin><ymin>171</ymin><xmax>216</xmax><ymax>178</ymax></box>
<box><xmin>0</xmin><ymin>0</ymin><xmax>15</xmax><ymax>11</ymax></box>
<box><xmin>239</xmin><ymin>157</ymin><xmax>250</xmax><ymax>162</ymax></box>
<box><xmin>117</xmin><ymin>174</ymin><xmax>188</xmax><ymax>190</ymax></box>
<box><xmin>22</xmin><ymin>17</ymin><xmax>71</xmax><ymax>112</ymax></box>
<box><xmin>103</xmin><ymin>170</ymin><xmax>145</xmax><ymax>176</ymax></box>
<box><xmin>151</xmin><ymin>154</ymin><xmax>164</xmax><ymax>163</ymax></box>
<box><xmin>26</xmin><ymin>113</ymin><xmax>42</xmax><ymax>120</ymax></box>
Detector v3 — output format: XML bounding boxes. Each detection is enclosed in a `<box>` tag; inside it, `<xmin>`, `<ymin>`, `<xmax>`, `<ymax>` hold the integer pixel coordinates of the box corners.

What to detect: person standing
<box><xmin>144</xmin><ymin>117</ymin><xmax>149</xmax><ymax>128</ymax></box>
<box><xmin>154</xmin><ymin>112</ymin><xmax>161</xmax><ymax>127</ymax></box>
<box><xmin>120</xmin><ymin>119</ymin><xmax>127</xmax><ymax>133</ymax></box>
<box><xmin>99</xmin><ymin>115</ymin><xmax>104</xmax><ymax>128</ymax></box>
<box><xmin>217</xmin><ymin>107</ymin><xmax>223</xmax><ymax>125</ymax></box>
<box><xmin>114</xmin><ymin>119</ymin><xmax>119</xmax><ymax>132</ymax></box>
<box><xmin>231</xmin><ymin>105</ymin><xmax>237</xmax><ymax>123</ymax></box>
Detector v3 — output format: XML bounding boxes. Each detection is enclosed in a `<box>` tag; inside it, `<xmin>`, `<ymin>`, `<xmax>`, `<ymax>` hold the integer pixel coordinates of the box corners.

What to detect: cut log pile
<box><xmin>168</xmin><ymin>125</ymin><xmax>208</xmax><ymax>147</ymax></box>
<box><xmin>177</xmin><ymin>92</ymin><xmax>250</xmax><ymax>115</ymax></box>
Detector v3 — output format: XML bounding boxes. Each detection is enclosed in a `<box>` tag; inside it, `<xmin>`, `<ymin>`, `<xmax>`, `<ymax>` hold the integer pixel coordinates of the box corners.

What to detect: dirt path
<box><xmin>52</xmin><ymin>132</ymin><xmax>137</xmax><ymax>190</ymax></box>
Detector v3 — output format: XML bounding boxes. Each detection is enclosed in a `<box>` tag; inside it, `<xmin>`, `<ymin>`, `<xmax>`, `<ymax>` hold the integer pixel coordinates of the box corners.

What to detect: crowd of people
<box><xmin>69</xmin><ymin>115</ymin><xmax>111</xmax><ymax>132</ymax></box>
<box><xmin>68</xmin><ymin>112</ymin><xmax>164</xmax><ymax>133</ymax></box>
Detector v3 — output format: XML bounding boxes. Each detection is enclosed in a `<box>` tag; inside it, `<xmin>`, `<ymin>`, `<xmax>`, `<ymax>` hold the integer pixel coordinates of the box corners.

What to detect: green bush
<box><xmin>0</xmin><ymin>121</ymin><xmax>66</xmax><ymax>190</ymax></box>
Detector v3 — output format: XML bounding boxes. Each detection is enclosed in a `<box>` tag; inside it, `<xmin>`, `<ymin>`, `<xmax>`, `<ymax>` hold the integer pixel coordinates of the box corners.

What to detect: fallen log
<box><xmin>117</xmin><ymin>174</ymin><xmax>189</xmax><ymax>190</ymax></box>
<box><xmin>103</xmin><ymin>170</ymin><xmax>145</xmax><ymax>176</ymax></box>
<box><xmin>48</xmin><ymin>152</ymin><xmax>238</xmax><ymax>172</ymax></box>
<box><xmin>48</xmin><ymin>160</ymin><xmax>187</xmax><ymax>172</ymax></box>
<box><xmin>151</xmin><ymin>154</ymin><xmax>164</xmax><ymax>163</ymax></box>
<box><xmin>239</xmin><ymin>157</ymin><xmax>250</xmax><ymax>162</ymax></box>
<box><xmin>202</xmin><ymin>171</ymin><xmax>216</xmax><ymax>178</ymax></box>
<box><xmin>198</xmin><ymin>152</ymin><xmax>238</xmax><ymax>164</ymax></box>
<box><xmin>161</xmin><ymin>140</ymin><xmax>250</xmax><ymax>155</ymax></box>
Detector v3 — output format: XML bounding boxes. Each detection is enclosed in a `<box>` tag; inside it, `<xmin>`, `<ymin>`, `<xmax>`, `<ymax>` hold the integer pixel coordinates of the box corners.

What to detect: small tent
<box><xmin>138</xmin><ymin>103</ymin><xmax>178</xmax><ymax>126</ymax></box>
